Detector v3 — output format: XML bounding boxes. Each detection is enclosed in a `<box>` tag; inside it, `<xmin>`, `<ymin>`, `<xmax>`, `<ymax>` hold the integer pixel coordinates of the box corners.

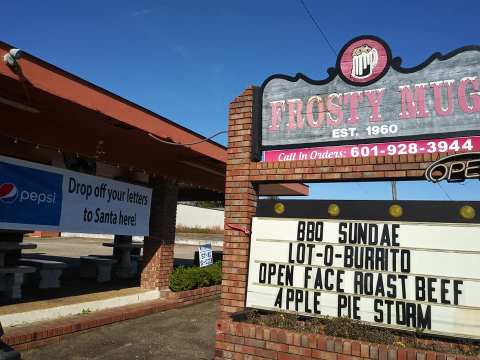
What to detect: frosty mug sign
<box><xmin>246</xmin><ymin>200</ymin><xmax>480</xmax><ymax>339</ymax></box>
<box><xmin>254</xmin><ymin>36</ymin><xmax>480</xmax><ymax>162</ymax></box>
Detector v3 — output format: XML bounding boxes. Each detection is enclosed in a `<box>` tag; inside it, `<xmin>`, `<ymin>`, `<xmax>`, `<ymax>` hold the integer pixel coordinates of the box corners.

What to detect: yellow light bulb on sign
<box><xmin>274</xmin><ymin>202</ymin><xmax>285</xmax><ymax>214</ymax></box>
<box><xmin>389</xmin><ymin>204</ymin><xmax>403</xmax><ymax>218</ymax></box>
<box><xmin>460</xmin><ymin>205</ymin><xmax>475</xmax><ymax>220</ymax></box>
<box><xmin>328</xmin><ymin>203</ymin><xmax>340</xmax><ymax>217</ymax></box>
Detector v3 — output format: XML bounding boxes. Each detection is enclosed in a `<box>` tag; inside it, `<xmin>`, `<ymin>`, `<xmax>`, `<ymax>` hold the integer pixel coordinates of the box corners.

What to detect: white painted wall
<box><xmin>176</xmin><ymin>204</ymin><xmax>224</xmax><ymax>229</ymax></box>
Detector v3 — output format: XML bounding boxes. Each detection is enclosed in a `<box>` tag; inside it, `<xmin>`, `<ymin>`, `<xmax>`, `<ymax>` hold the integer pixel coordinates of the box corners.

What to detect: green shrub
<box><xmin>204</xmin><ymin>262</ymin><xmax>222</xmax><ymax>284</ymax></box>
<box><xmin>169</xmin><ymin>261</ymin><xmax>222</xmax><ymax>292</ymax></box>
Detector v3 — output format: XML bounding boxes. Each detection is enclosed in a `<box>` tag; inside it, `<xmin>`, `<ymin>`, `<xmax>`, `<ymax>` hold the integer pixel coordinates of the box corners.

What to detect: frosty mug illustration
<box><xmin>351</xmin><ymin>44</ymin><xmax>378</xmax><ymax>79</ymax></box>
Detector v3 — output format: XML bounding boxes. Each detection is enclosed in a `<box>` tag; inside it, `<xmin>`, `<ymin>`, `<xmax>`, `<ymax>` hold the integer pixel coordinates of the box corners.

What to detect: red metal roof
<box><xmin>0</xmin><ymin>42</ymin><xmax>308</xmax><ymax>197</ymax></box>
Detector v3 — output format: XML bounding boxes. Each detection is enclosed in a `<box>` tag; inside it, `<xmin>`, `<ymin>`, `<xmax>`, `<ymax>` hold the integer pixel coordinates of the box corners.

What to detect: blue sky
<box><xmin>3</xmin><ymin>0</ymin><xmax>480</xmax><ymax>200</ymax></box>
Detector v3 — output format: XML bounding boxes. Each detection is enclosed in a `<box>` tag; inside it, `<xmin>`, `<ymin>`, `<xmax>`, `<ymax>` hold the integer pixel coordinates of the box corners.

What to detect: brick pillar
<box><xmin>140</xmin><ymin>179</ymin><xmax>178</xmax><ymax>290</ymax></box>
<box><xmin>220</xmin><ymin>87</ymin><xmax>258</xmax><ymax>317</ymax></box>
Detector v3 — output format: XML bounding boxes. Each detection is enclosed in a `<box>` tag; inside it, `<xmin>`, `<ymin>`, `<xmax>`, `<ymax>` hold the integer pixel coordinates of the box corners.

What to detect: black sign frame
<box><xmin>251</xmin><ymin>36</ymin><xmax>480</xmax><ymax>161</ymax></box>
<box><xmin>257</xmin><ymin>199</ymin><xmax>480</xmax><ymax>224</ymax></box>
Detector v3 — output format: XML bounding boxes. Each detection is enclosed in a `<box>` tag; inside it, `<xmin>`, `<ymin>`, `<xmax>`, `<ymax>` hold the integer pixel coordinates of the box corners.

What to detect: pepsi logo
<box><xmin>0</xmin><ymin>183</ymin><xmax>57</xmax><ymax>205</ymax></box>
<box><xmin>0</xmin><ymin>183</ymin><xmax>18</xmax><ymax>203</ymax></box>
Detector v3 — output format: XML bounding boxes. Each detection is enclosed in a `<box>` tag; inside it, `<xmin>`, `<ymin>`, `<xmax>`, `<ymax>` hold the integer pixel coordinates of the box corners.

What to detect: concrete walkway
<box><xmin>20</xmin><ymin>300</ymin><xmax>219</xmax><ymax>360</ymax></box>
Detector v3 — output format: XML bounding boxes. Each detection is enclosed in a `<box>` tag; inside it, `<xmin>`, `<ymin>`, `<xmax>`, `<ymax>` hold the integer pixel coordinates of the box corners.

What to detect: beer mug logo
<box><xmin>338</xmin><ymin>36</ymin><xmax>390</xmax><ymax>85</ymax></box>
<box><xmin>351</xmin><ymin>44</ymin><xmax>378</xmax><ymax>79</ymax></box>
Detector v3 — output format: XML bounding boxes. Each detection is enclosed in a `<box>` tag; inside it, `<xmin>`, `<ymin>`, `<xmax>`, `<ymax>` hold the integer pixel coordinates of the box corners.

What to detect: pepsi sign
<box><xmin>0</xmin><ymin>161</ymin><xmax>62</xmax><ymax>226</ymax></box>
<box><xmin>0</xmin><ymin>155</ymin><xmax>152</xmax><ymax>235</ymax></box>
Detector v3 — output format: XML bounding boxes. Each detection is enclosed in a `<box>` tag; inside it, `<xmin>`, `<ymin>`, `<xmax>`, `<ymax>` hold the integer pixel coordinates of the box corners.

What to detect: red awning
<box><xmin>0</xmin><ymin>42</ymin><xmax>308</xmax><ymax>197</ymax></box>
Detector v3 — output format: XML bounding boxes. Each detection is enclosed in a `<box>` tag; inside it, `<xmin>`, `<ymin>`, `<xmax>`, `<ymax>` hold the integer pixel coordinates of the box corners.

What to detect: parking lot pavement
<box><xmin>21</xmin><ymin>300</ymin><xmax>219</xmax><ymax>360</ymax></box>
<box><xmin>23</xmin><ymin>236</ymin><xmax>222</xmax><ymax>262</ymax></box>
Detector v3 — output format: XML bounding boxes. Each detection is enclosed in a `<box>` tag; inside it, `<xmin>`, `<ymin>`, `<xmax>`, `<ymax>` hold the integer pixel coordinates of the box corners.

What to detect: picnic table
<box><xmin>102</xmin><ymin>241</ymin><xmax>143</xmax><ymax>279</ymax></box>
<box><xmin>0</xmin><ymin>241</ymin><xmax>36</xmax><ymax>267</ymax></box>
<box><xmin>0</xmin><ymin>236</ymin><xmax>37</xmax><ymax>300</ymax></box>
<box><xmin>0</xmin><ymin>266</ymin><xmax>35</xmax><ymax>300</ymax></box>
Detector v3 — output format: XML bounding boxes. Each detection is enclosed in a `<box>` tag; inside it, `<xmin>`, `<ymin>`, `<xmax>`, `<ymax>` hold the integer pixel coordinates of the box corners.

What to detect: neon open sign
<box><xmin>425</xmin><ymin>152</ymin><xmax>480</xmax><ymax>182</ymax></box>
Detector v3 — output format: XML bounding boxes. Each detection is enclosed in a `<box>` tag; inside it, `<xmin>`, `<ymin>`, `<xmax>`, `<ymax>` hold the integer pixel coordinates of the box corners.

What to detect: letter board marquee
<box><xmin>246</xmin><ymin>200</ymin><xmax>480</xmax><ymax>339</ymax></box>
<box><xmin>253</xmin><ymin>36</ymin><xmax>480</xmax><ymax>162</ymax></box>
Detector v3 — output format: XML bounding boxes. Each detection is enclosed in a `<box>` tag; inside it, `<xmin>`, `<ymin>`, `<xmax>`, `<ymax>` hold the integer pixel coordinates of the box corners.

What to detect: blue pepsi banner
<box><xmin>0</xmin><ymin>155</ymin><xmax>152</xmax><ymax>235</ymax></box>
<box><xmin>0</xmin><ymin>162</ymin><xmax>63</xmax><ymax>226</ymax></box>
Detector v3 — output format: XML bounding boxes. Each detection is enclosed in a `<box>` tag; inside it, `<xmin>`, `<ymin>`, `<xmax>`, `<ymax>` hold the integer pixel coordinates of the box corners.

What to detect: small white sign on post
<box><xmin>199</xmin><ymin>243</ymin><xmax>213</xmax><ymax>267</ymax></box>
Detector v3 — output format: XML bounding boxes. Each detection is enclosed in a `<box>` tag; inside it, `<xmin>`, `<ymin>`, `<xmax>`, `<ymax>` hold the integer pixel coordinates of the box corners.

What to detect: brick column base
<box><xmin>141</xmin><ymin>180</ymin><xmax>178</xmax><ymax>290</ymax></box>
<box><xmin>141</xmin><ymin>242</ymin><xmax>174</xmax><ymax>289</ymax></box>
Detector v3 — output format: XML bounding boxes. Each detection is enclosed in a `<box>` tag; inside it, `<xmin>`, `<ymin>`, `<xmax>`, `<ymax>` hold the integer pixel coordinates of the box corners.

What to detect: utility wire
<box><xmin>354</xmin><ymin>182</ymin><xmax>370</xmax><ymax>198</ymax></box>
<box><xmin>148</xmin><ymin>130</ymin><xmax>227</xmax><ymax>146</ymax></box>
<box><xmin>297</xmin><ymin>0</ymin><xmax>337</xmax><ymax>56</ymax></box>
<box><xmin>436</xmin><ymin>182</ymin><xmax>453</xmax><ymax>201</ymax></box>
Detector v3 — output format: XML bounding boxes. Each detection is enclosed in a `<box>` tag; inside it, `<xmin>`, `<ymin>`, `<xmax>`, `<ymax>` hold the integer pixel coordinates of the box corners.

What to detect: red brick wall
<box><xmin>141</xmin><ymin>179</ymin><xmax>178</xmax><ymax>290</ymax></box>
<box><xmin>166</xmin><ymin>284</ymin><xmax>221</xmax><ymax>304</ymax></box>
<box><xmin>248</xmin><ymin>152</ymin><xmax>444</xmax><ymax>182</ymax></box>
<box><xmin>215</xmin><ymin>319</ymin><xmax>474</xmax><ymax>360</ymax></box>
<box><xmin>222</xmin><ymin>87</ymin><xmax>258</xmax><ymax>317</ymax></box>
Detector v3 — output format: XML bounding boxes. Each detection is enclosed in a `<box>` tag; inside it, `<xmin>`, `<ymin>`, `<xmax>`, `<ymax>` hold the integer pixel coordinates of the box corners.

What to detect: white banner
<box><xmin>247</xmin><ymin>217</ymin><xmax>480</xmax><ymax>339</ymax></box>
<box><xmin>0</xmin><ymin>155</ymin><xmax>152</xmax><ymax>235</ymax></box>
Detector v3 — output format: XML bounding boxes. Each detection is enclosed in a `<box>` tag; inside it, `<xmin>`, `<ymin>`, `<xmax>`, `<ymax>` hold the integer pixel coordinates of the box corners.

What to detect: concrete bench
<box><xmin>19</xmin><ymin>258</ymin><xmax>67</xmax><ymax>289</ymax></box>
<box><xmin>80</xmin><ymin>256</ymin><xmax>117</xmax><ymax>283</ymax></box>
<box><xmin>93</xmin><ymin>255</ymin><xmax>142</xmax><ymax>277</ymax></box>
<box><xmin>0</xmin><ymin>266</ymin><xmax>35</xmax><ymax>300</ymax></box>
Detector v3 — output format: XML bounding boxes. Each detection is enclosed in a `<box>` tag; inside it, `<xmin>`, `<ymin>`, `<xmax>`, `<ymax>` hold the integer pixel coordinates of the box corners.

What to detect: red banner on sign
<box><xmin>263</xmin><ymin>136</ymin><xmax>480</xmax><ymax>162</ymax></box>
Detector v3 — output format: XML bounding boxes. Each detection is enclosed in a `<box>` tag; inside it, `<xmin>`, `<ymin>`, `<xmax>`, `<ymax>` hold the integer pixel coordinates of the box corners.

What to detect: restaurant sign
<box><xmin>254</xmin><ymin>36</ymin><xmax>480</xmax><ymax>161</ymax></box>
<box><xmin>246</xmin><ymin>200</ymin><xmax>480</xmax><ymax>339</ymax></box>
